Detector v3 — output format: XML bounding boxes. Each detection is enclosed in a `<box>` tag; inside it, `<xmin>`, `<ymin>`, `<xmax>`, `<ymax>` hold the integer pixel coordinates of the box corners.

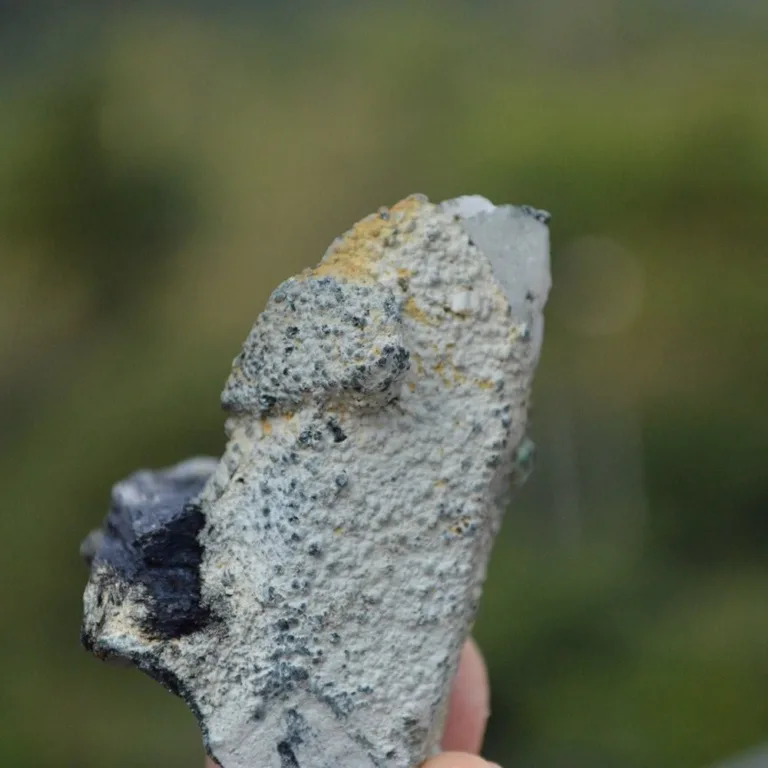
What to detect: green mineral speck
<box><xmin>511</xmin><ymin>436</ymin><xmax>536</xmax><ymax>486</ymax></box>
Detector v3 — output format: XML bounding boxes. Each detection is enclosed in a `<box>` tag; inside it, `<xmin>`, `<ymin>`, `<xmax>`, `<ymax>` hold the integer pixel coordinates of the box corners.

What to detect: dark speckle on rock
<box><xmin>277</xmin><ymin>741</ymin><xmax>300</xmax><ymax>768</ymax></box>
<box><xmin>327</xmin><ymin>417</ymin><xmax>347</xmax><ymax>443</ymax></box>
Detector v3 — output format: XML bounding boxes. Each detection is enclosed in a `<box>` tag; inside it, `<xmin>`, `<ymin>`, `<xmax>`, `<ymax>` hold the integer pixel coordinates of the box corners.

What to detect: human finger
<box><xmin>423</xmin><ymin>752</ymin><xmax>500</xmax><ymax>768</ymax></box>
<box><xmin>440</xmin><ymin>638</ymin><xmax>491</xmax><ymax>754</ymax></box>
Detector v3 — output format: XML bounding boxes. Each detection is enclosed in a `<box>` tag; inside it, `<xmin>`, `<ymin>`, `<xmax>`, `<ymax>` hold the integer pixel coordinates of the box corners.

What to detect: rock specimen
<box><xmin>81</xmin><ymin>194</ymin><xmax>551</xmax><ymax>768</ymax></box>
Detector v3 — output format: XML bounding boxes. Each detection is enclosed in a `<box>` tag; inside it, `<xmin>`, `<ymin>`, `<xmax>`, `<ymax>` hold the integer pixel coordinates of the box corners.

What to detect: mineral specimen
<box><xmin>81</xmin><ymin>194</ymin><xmax>551</xmax><ymax>768</ymax></box>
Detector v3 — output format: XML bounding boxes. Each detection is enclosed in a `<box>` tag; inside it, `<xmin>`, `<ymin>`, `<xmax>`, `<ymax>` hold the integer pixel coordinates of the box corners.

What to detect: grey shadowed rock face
<box><xmin>80</xmin><ymin>195</ymin><xmax>551</xmax><ymax>768</ymax></box>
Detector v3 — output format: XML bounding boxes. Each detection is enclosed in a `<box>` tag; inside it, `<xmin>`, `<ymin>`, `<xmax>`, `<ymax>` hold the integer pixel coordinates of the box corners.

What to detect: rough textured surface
<box><xmin>81</xmin><ymin>194</ymin><xmax>551</xmax><ymax>768</ymax></box>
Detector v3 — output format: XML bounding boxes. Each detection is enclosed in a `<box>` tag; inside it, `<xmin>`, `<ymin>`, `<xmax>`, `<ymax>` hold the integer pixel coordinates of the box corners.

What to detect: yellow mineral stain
<box><xmin>404</xmin><ymin>296</ymin><xmax>432</xmax><ymax>324</ymax></box>
<box><xmin>433</xmin><ymin>360</ymin><xmax>453</xmax><ymax>388</ymax></box>
<box><xmin>433</xmin><ymin>357</ymin><xmax>466</xmax><ymax>387</ymax></box>
<box><xmin>310</xmin><ymin>196</ymin><xmax>428</xmax><ymax>284</ymax></box>
<box><xmin>390</xmin><ymin>194</ymin><xmax>428</xmax><ymax>217</ymax></box>
<box><xmin>474</xmin><ymin>378</ymin><xmax>495</xmax><ymax>390</ymax></box>
<box><xmin>310</xmin><ymin>214</ymin><xmax>383</xmax><ymax>282</ymax></box>
<box><xmin>407</xmin><ymin>381</ymin><xmax>416</xmax><ymax>392</ymax></box>
<box><xmin>261</xmin><ymin>419</ymin><xmax>272</xmax><ymax>436</ymax></box>
<box><xmin>312</xmin><ymin>244</ymin><xmax>376</xmax><ymax>283</ymax></box>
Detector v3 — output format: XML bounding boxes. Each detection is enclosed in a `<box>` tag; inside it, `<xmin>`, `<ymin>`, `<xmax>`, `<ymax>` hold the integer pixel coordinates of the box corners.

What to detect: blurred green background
<box><xmin>1</xmin><ymin>3</ymin><xmax>767</xmax><ymax>767</ymax></box>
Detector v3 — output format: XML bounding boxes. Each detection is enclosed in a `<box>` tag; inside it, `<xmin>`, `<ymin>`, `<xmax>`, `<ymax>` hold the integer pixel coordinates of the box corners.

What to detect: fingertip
<box><xmin>460</xmin><ymin>638</ymin><xmax>490</xmax><ymax>717</ymax></box>
<box><xmin>423</xmin><ymin>752</ymin><xmax>496</xmax><ymax>768</ymax></box>
<box><xmin>441</xmin><ymin>638</ymin><xmax>491</xmax><ymax>753</ymax></box>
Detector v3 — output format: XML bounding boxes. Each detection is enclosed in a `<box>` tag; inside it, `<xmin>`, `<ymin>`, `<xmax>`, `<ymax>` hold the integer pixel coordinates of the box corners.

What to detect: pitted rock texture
<box><xmin>81</xmin><ymin>194</ymin><xmax>551</xmax><ymax>768</ymax></box>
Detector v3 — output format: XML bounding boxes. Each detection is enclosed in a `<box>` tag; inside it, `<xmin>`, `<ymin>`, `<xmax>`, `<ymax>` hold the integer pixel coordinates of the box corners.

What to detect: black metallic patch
<box><xmin>82</xmin><ymin>464</ymin><xmax>215</xmax><ymax>640</ymax></box>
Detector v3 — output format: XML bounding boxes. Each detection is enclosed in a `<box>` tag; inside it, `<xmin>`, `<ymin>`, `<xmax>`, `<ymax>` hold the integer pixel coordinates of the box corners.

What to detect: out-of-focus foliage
<box><xmin>1</xmin><ymin>76</ymin><xmax>196</xmax><ymax>315</ymax></box>
<box><xmin>0</xmin><ymin>3</ymin><xmax>766</xmax><ymax>767</ymax></box>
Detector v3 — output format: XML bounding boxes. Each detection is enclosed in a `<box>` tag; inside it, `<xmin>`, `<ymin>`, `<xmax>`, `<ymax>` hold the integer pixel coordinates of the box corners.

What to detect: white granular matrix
<box><xmin>81</xmin><ymin>194</ymin><xmax>551</xmax><ymax>768</ymax></box>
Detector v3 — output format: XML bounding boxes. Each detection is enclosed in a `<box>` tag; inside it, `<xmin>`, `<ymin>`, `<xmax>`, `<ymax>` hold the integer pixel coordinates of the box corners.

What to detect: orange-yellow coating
<box><xmin>310</xmin><ymin>195</ymin><xmax>428</xmax><ymax>283</ymax></box>
<box><xmin>433</xmin><ymin>358</ymin><xmax>468</xmax><ymax>388</ymax></box>
<box><xmin>404</xmin><ymin>297</ymin><xmax>431</xmax><ymax>324</ymax></box>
